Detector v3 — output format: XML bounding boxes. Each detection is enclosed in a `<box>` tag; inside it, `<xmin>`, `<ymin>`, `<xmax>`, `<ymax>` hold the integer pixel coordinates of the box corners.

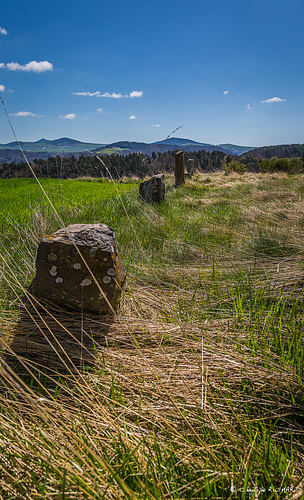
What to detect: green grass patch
<box><xmin>0</xmin><ymin>177</ymin><xmax>137</xmax><ymax>230</ymax></box>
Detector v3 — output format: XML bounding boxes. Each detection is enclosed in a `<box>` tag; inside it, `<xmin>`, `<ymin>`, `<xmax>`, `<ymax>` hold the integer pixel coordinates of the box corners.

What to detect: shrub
<box><xmin>223</xmin><ymin>159</ymin><xmax>246</xmax><ymax>174</ymax></box>
<box><xmin>260</xmin><ymin>157</ymin><xmax>303</xmax><ymax>173</ymax></box>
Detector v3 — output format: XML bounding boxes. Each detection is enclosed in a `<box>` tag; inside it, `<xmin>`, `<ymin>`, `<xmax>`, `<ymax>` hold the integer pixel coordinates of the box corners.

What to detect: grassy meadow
<box><xmin>0</xmin><ymin>170</ymin><xmax>304</xmax><ymax>498</ymax></box>
<box><xmin>0</xmin><ymin>177</ymin><xmax>137</xmax><ymax>230</ymax></box>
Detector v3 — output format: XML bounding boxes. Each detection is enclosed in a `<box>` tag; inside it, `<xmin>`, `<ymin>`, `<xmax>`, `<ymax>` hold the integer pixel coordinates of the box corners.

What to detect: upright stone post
<box><xmin>186</xmin><ymin>159</ymin><xmax>194</xmax><ymax>178</ymax></box>
<box><xmin>175</xmin><ymin>150</ymin><xmax>185</xmax><ymax>187</ymax></box>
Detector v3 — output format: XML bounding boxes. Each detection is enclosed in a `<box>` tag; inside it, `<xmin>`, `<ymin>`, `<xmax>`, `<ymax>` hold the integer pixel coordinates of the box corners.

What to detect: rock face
<box><xmin>27</xmin><ymin>224</ymin><xmax>126</xmax><ymax>314</ymax></box>
<box><xmin>139</xmin><ymin>174</ymin><xmax>165</xmax><ymax>203</ymax></box>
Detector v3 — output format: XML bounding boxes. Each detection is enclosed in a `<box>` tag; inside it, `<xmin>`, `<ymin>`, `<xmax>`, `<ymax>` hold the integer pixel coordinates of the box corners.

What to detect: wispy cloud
<box><xmin>0</xmin><ymin>85</ymin><xmax>5</xmax><ymax>92</ymax></box>
<box><xmin>72</xmin><ymin>91</ymin><xmax>100</xmax><ymax>97</ymax></box>
<box><xmin>73</xmin><ymin>90</ymin><xmax>143</xmax><ymax>99</ymax></box>
<box><xmin>223</xmin><ymin>90</ymin><xmax>229</xmax><ymax>95</ymax></box>
<box><xmin>1</xmin><ymin>60</ymin><xmax>53</xmax><ymax>73</ymax></box>
<box><xmin>100</xmin><ymin>92</ymin><xmax>125</xmax><ymax>98</ymax></box>
<box><xmin>59</xmin><ymin>113</ymin><xmax>77</xmax><ymax>120</ymax></box>
<box><xmin>9</xmin><ymin>111</ymin><xmax>44</xmax><ymax>117</ymax></box>
<box><xmin>96</xmin><ymin>107</ymin><xmax>104</xmax><ymax>113</ymax></box>
<box><xmin>150</xmin><ymin>124</ymin><xmax>160</xmax><ymax>127</ymax></box>
<box><xmin>246</xmin><ymin>104</ymin><xmax>252</xmax><ymax>110</ymax></box>
<box><xmin>0</xmin><ymin>27</ymin><xmax>8</xmax><ymax>35</ymax></box>
<box><xmin>129</xmin><ymin>115</ymin><xmax>136</xmax><ymax>120</ymax></box>
<box><xmin>261</xmin><ymin>96</ymin><xmax>286</xmax><ymax>103</ymax></box>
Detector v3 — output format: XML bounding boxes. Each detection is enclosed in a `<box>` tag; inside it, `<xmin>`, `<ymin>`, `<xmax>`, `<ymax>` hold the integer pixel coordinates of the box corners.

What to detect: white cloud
<box><xmin>223</xmin><ymin>90</ymin><xmax>229</xmax><ymax>95</ymax></box>
<box><xmin>246</xmin><ymin>104</ymin><xmax>252</xmax><ymax>110</ymax></box>
<box><xmin>9</xmin><ymin>111</ymin><xmax>44</xmax><ymax>117</ymax></box>
<box><xmin>0</xmin><ymin>27</ymin><xmax>8</xmax><ymax>35</ymax></box>
<box><xmin>261</xmin><ymin>96</ymin><xmax>286</xmax><ymax>103</ymax></box>
<box><xmin>150</xmin><ymin>124</ymin><xmax>160</xmax><ymax>127</ymax></box>
<box><xmin>73</xmin><ymin>89</ymin><xmax>144</xmax><ymax>99</ymax></box>
<box><xmin>3</xmin><ymin>60</ymin><xmax>53</xmax><ymax>73</ymax></box>
<box><xmin>129</xmin><ymin>115</ymin><xmax>136</xmax><ymax>120</ymax></box>
<box><xmin>0</xmin><ymin>85</ymin><xmax>5</xmax><ymax>92</ymax></box>
<box><xmin>59</xmin><ymin>113</ymin><xmax>77</xmax><ymax>120</ymax></box>
<box><xmin>72</xmin><ymin>91</ymin><xmax>100</xmax><ymax>96</ymax></box>
<box><xmin>96</xmin><ymin>107</ymin><xmax>104</xmax><ymax>113</ymax></box>
<box><xmin>99</xmin><ymin>92</ymin><xmax>125</xmax><ymax>98</ymax></box>
<box><xmin>129</xmin><ymin>90</ymin><xmax>143</xmax><ymax>98</ymax></box>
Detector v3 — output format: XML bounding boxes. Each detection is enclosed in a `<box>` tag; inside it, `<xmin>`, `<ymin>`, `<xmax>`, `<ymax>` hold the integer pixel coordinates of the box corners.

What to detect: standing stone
<box><xmin>139</xmin><ymin>174</ymin><xmax>165</xmax><ymax>203</ymax></box>
<box><xmin>175</xmin><ymin>150</ymin><xmax>185</xmax><ymax>186</ymax></box>
<box><xmin>186</xmin><ymin>159</ymin><xmax>194</xmax><ymax>178</ymax></box>
<box><xmin>26</xmin><ymin>224</ymin><xmax>126</xmax><ymax>314</ymax></box>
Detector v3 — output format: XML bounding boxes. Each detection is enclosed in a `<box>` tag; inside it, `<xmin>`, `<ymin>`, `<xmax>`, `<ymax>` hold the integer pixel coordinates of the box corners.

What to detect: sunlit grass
<box><xmin>0</xmin><ymin>177</ymin><xmax>137</xmax><ymax>230</ymax></box>
<box><xmin>0</xmin><ymin>171</ymin><xmax>304</xmax><ymax>498</ymax></box>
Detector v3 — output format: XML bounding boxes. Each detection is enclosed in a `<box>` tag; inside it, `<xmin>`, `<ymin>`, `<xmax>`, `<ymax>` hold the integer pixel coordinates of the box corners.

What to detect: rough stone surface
<box><xmin>186</xmin><ymin>159</ymin><xmax>194</xmax><ymax>178</ymax></box>
<box><xmin>26</xmin><ymin>223</ymin><xmax>126</xmax><ymax>314</ymax></box>
<box><xmin>175</xmin><ymin>150</ymin><xmax>185</xmax><ymax>186</ymax></box>
<box><xmin>139</xmin><ymin>174</ymin><xmax>165</xmax><ymax>203</ymax></box>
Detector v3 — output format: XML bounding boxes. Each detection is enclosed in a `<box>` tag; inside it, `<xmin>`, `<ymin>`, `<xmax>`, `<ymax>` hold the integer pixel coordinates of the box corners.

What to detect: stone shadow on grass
<box><xmin>3</xmin><ymin>298</ymin><xmax>114</xmax><ymax>393</ymax></box>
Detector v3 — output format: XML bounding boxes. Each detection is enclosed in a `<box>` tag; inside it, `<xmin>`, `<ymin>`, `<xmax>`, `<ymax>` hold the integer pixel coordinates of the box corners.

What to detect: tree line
<box><xmin>1</xmin><ymin>149</ymin><xmax>304</xmax><ymax>179</ymax></box>
<box><xmin>0</xmin><ymin>149</ymin><xmax>226</xmax><ymax>179</ymax></box>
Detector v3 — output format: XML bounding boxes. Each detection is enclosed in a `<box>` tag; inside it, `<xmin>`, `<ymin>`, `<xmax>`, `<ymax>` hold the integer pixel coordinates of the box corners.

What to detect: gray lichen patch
<box><xmin>50</xmin><ymin>266</ymin><xmax>57</xmax><ymax>276</ymax></box>
<box><xmin>107</xmin><ymin>268</ymin><xmax>115</xmax><ymax>276</ymax></box>
<box><xmin>55</xmin><ymin>277</ymin><xmax>63</xmax><ymax>283</ymax></box>
<box><xmin>103</xmin><ymin>276</ymin><xmax>111</xmax><ymax>284</ymax></box>
<box><xmin>80</xmin><ymin>278</ymin><xmax>92</xmax><ymax>287</ymax></box>
<box><xmin>74</xmin><ymin>263</ymin><xmax>81</xmax><ymax>270</ymax></box>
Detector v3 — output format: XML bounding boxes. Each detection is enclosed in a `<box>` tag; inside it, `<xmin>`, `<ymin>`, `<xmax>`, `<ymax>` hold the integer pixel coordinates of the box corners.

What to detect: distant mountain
<box><xmin>153</xmin><ymin>138</ymin><xmax>211</xmax><ymax>147</ymax></box>
<box><xmin>0</xmin><ymin>138</ymin><xmax>105</xmax><ymax>153</ymax></box>
<box><xmin>218</xmin><ymin>144</ymin><xmax>256</xmax><ymax>156</ymax></box>
<box><xmin>93</xmin><ymin>140</ymin><xmax>233</xmax><ymax>156</ymax></box>
<box><xmin>153</xmin><ymin>138</ymin><xmax>256</xmax><ymax>156</ymax></box>
<box><xmin>0</xmin><ymin>136</ymin><xmax>257</xmax><ymax>163</ymax></box>
<box><xmin>241</xmin><ymin>143</ymin><xmax>304</xmax><ymax>160</ymax></box>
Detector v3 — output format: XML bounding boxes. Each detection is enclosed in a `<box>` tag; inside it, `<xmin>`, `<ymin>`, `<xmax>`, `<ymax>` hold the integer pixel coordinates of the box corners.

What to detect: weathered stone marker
<box><xmin>139</xmin><ymin>174</ymin><xmax>165</xmax><ymax>203</ymax></box>
<box><xmin>186</xmin><ymin>159</ymin><xmax>194</xmax><ymax>178</ymax></box>
<box><xmin>26</xmin><ymin>223</ymin><xmax>126</xmax><ymax>314</ymax></box>
<box><xmin>175</xmin><ymin>150</ymin><xmax>185</xmax><ymax>186</ymax></box>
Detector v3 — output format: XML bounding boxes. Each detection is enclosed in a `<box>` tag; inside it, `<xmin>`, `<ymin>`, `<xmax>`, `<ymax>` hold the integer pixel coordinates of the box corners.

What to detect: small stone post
<box><xmin>175</xmin><ymin>150</ymin><xmax>185</xmax><ymax>187</ymax></box>
<box><xmin>186</xmin><ymin>159</ymin><xmax>194</xmax><ymax>178</ymax></box>
<box><xmin>139</xmin><ymin>174</ymin><xmax>165</xmax><ymax>203</ymax></box>
<box><xmin>25</xmin><ymin>224</ymin><xmax>126</xmax><ymax>315</ymax></box>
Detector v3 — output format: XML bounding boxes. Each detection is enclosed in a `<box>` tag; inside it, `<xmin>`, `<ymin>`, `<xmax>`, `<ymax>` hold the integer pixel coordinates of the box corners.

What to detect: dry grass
<box><xmin>0</xmin><ymin>171</ymin><xmax>304</xmax><ymax>498</ymax></box>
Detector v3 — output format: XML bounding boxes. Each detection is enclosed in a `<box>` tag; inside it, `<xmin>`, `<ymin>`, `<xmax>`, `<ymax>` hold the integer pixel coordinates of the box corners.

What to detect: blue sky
<box><xmin>0</xmin><ymin>0</ymin><xmax>304</xmax><ymax>147</ymax></box>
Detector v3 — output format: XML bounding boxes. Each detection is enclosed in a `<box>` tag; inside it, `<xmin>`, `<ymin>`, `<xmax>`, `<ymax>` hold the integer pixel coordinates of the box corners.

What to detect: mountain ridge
<box><xmin>0</xmin><ymin>137</ymin><xmax>255</xmax><ymax>163</ymax></box>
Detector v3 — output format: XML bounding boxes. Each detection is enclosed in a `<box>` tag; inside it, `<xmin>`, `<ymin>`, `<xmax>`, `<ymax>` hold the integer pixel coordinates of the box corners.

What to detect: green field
<box><xmin>94</xmin><ymin>147</ymin><xmax>131</xmax><ymax>155</ymax></box>
<box><xmin>0</xmin><ymin>177</ymin><xmax>137</xmax><ymax>230</ymax></box>
<box><xmin>0</xmin><ymin>172</ymin><xmax>304</xmax><ymax>498</ymax></box>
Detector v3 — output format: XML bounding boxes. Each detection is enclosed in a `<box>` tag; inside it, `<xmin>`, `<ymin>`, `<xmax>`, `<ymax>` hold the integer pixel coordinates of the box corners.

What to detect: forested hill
<box><xmin>241</xmin><ymin>143</ymin><xmax>304</xmax><ymax>160</ymax></box>
<box><xmin>94</xmin><ymin>141</ymin><xmax>233</xmax><ymax>156</ymax></box>
<box><xmin>0</xmin><ymin>137</ymin><xmax>247</xmax><ymax>163</ymax></box>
